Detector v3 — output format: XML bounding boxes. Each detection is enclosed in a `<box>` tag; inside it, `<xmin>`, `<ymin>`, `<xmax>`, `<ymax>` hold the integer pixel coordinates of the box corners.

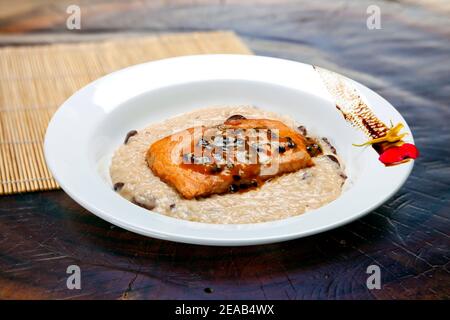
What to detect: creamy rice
<box><xmin>110</xmin><ymin>106</ymin><xmax>346</xmax><ymax>224</ymax></box>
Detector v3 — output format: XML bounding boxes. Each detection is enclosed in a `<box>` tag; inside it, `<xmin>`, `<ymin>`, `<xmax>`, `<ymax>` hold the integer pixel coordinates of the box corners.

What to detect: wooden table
<box><xmin>0</xmin><ymin>0</ymin><xmax>449</xmax><ymax>299</ymax></box>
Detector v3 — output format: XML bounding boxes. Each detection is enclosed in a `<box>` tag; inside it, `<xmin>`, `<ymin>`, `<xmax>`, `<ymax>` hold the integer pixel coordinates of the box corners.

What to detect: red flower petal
<box><xmin>379</xmin><ymin>143</ymin><xmax>419</xmax><ymax>165</ymax></box>
<box><xmin>401</xmin><ymin>143</ymin><xmax>420</xmax><ymax>159</ymax></box>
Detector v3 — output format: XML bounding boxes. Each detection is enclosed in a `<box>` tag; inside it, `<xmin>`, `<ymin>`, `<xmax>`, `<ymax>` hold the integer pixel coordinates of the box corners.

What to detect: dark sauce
<box><xmin>305</xmin><ymin>137</ymin><xmax>323</xmax><ymax>157</ymax></box>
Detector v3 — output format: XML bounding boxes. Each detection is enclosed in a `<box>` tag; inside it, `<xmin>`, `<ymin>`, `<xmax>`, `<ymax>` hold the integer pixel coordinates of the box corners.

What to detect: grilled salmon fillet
<box><xmin>146</xmin><ymin>116</ymin><xmax>313</xmax><ymax>199</ymax></box>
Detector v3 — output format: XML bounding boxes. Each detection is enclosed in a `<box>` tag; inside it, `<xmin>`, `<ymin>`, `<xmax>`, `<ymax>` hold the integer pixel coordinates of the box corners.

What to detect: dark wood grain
<box><xmin>0</xmin><ymin>0</ymin><xmax>449</xmax><ymax>299</ymax></box>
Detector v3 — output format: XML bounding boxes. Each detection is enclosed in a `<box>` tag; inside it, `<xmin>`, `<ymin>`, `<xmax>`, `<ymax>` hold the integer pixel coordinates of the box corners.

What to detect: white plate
<box><xmin>44</xmin><ymin>55</ymin><xmax>414</xmax><ymax>246</ymax></box>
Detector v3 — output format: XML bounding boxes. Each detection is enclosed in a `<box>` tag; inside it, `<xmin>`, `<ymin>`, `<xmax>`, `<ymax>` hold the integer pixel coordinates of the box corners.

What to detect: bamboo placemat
<box><xmin>0</xmin><ymin>31</ymin><xmax>251</xmax><ymax>195</ymax></box>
